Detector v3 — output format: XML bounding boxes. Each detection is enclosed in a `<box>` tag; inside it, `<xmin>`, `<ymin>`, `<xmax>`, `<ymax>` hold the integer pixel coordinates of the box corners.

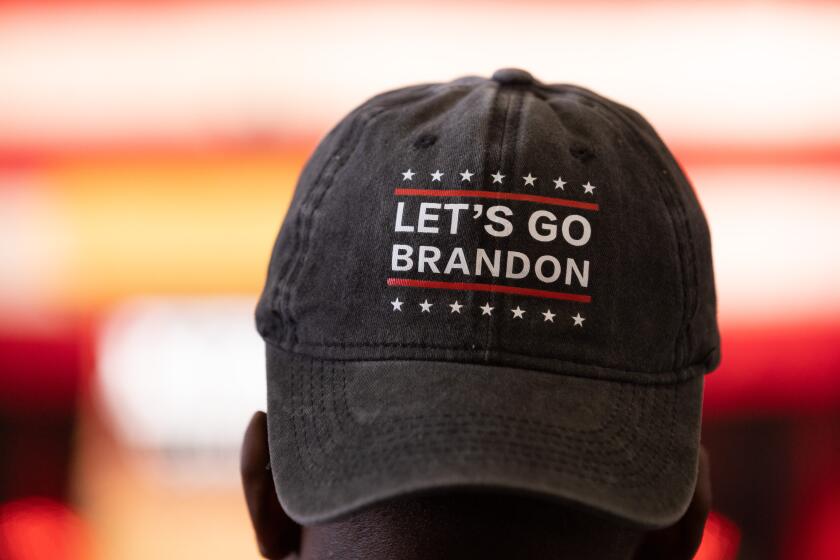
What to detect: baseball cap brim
<box><xmin>265</xmin><ymin>343</ymin><xmax>704</xmax><ymax>528</ymax></box>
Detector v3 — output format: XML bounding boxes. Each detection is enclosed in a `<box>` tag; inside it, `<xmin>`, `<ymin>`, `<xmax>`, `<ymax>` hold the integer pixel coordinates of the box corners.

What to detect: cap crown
<box><xmin>256</xmin><ymin>73</ymin><xmax>719</xmax><ymax>382</ymax></box>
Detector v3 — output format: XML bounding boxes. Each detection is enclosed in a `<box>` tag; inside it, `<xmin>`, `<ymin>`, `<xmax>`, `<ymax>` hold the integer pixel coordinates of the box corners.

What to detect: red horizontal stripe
<box><xmin>393</xmin><ymin>188</ymin><xmax>599</xmax><ymax>211</ymax></box>
<box><xmin>5</xmin><ymin>142</ymin><xmax>839</xmax><ymax>171</ymax></box>
<box><xmin>386</xmin><ymin>278</ymin><xmax>591</xmax><ymax>303</ymax></box>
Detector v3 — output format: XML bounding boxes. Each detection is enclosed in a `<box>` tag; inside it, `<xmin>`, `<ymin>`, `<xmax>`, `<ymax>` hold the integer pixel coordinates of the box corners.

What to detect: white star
<box><xmin>430</xmin><ymin>170</ymin><xmax>444</xmax><ymax>182</ymax></box>
<box><xmin>553</xmin><ymin>176</ymin><xmax>567</xmax><ymax>190</ymax></box>
<box><xmin>542</xmin><ymin>309</ymin><xmax>556</xmax><ymax>322</ymax></box>
<box><xmin>511</xmin><ymin>306</ymin><xmax>526</xmax><ymax>319</ymax></box>
<box><xmin>401</xmin><ymin>169</ymin><xmax>415</xmax><ymax>181</ymax></box>
<box><xmin>491</xmin><ymin>171</ymin><xmax>505</xmax><ymax>184</ymax></box>
<box><xmin>582</xmin><ymin>181</ymin><xmax>596</xmax><ymax>195</ymax></box>
<box><xmin>449</xmin><ymin>301</ymin><xmax>464</xmax><ymax>314</ymax></box>
<box><xmin>419</xmin><ymin>299</ymin><xmax>433</xmax><ymax>313</ymax></box>
<box><xmin>480</xmin><ymin>302</ymin><xmax>494</xmax><ymax>316</ymax></box>
<box><xmin>572</xmin><ymin>313</ymin><xmax>585</xmax><ymax>327</ymax></box>
<box><xmin>460</xmin><ymin>169</ymin><xmax>474</xmax><ymax>182</ymax></box>
<box><xmin>522</xmin><ymin>173</ymin><xmax>537</xmax><ymax>187</ymax></box>
<box><xmin>390</xmin><ymin>298</ymin><xmax>403</xmax><ymax>311</ymax></box>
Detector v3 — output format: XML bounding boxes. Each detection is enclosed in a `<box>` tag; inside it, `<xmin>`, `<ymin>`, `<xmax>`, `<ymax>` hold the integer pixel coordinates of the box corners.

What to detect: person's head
<box><xmin>250</xmin><ymin>69</ymin><xmax>719</xmax><ymax>559</ymax></box>
<box><xmin>241</xmin><ymin>411</ymin><xmax>711</xmax><ymax>560</ymax></box>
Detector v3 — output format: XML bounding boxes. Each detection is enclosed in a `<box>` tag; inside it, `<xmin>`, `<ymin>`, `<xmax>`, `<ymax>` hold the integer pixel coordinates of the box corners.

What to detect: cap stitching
<box><xmin>286</xmin><ymin>351</ymin><xmax>308</xmax><ymax>475</ymax></box>
<box><xmin>327</xmin><ymin>371</ymin><xmax>657</xmax><ymax>465</ymax></box>
<box><xmin>294</xmin><ymin>349</ymin><xmax>319</xmax><ymax>473</ymax></box>
<box><xmin>272</xmin><ymin>339</ymin><xmax>710</xmax><ymax>382</ymax></box>
<box><xmin>658</xmin><ymin>156</ymin><xmax>701</xmax><ymax>364</ymax></box>
<box><xmin>480</xmin><ymin>84</ymin><xmax>507</xmax><ymax>361</ymax></box>
<box><xmin>359</xmin><ymin>384</ymin><xmax>680</xmax><ymax>489</ymax></box>
<box><xmin>280</xmin><ymin>106</ymin><xmax>386</xmax><ymax>347</ymax></box>
<box><xmin>582</xmin><ymin>97</ymin><xmax>695</xmax><ymax>370</ymax></box>
<box><xmin>289</xmin><ymin>357</ymin><xmax>679</xmax><ymax>485</ymax></box>
<box><xmin>494</xmin><ymin>89</ymin><xmax>525</xmax><ymax>357</ymax></box>
<box><xmin>484</xmin><ymin>85</ymin><xmax>513</xmax><ymax>362</ymax></box>
<box><xmin>332</xmin><ymin>361</ymin><xmax>636</xmax><ymax>441</ymax></box>
<box><xmin>293</xmin><ymin>355</ymin><xmax>648</xmax><ymax>476</ymax></box>
<box><xmin>265</xmin><ymin>130</ymin><xmax>345</xmax><ymax>338</ymax></box>
<box><xmin>324</xmin><ymin>376</ymin><xmax>678</xmax><ymax>487</ymax></box>
<box><xmin>270</xmin><ymin>108</ymin><xmax>369</xmax><ymax>342</ymax></box>
<box><xmin>537</xmin><ymin>85</ymin><xmax>692</xmax><ymax>370</ymax></box>
<box><xmin>297</xmin><ymin>355</ymin><xmax>636</xmax><ymax>475</ymax></box>
<box><xmin>288</xmin><ymin>352</ymin><xmax>642</xmax><ymax>478</ymax></box>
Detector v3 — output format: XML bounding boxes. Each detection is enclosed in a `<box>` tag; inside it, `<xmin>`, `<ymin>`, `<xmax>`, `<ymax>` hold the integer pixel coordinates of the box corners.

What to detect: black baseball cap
<box><xmin>255</xmin><ymin>68</ymin><xmax>720</xmax><ymax>528</ymax></box>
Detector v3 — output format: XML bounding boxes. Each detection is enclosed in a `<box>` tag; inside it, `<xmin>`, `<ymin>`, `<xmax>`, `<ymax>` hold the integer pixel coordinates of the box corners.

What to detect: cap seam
<box><xmin>269</xmin><ymin>107</ymin><xmax>369</xmax><ymax>342</ymax></box>
<box><xmin>279</xmin><ymin>105</ymin><xmax>387</xmax><ymax>347</ymax></box>
<box><xmin>482</xmin><ymin>84</ymin><xmax>522</xmax><ymax>361</ymax></box>
<box><xmin>578</xmin><ymin>94</ymin><xmax>695</xmax><ymax>370</ymax></box>
<box><xmin>481</xmin><ymin>83</ymin><xmax>506</xmax><ymax>361</ymax></box>
<box><xmin>266</xmin><ymin>339</ymin><xmax>715</xmax><ymax>383</ymax></box>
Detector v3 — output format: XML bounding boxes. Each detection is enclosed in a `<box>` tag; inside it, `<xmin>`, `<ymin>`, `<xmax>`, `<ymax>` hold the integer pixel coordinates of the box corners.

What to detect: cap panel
<box><xmin>289</xmin><ymin>83</ymin><xmax>496</xmax><ymax>354</ymax></box>
<box><xmin>255</xmin><ymin>102</ymin><xmax>372</xmax><ymax>342</ymax></box>
<box><xmin>492</xmin><ymin>90</ymin><xmax>684</xmax><ymax>374</ymax></box>
<box><xmin>588</xmin><ymin>95</ymin><xmax>720</xmax><ymax>371</ymax></box>
<box><xmin>612</xmin><ymin>103</ymin><xmax>720</xmax><ymax>370</ymax></box>
<box><xmin>257</xmin><ymin>81</ymin><xmax>482</xmax><ymax>345</ymax></box>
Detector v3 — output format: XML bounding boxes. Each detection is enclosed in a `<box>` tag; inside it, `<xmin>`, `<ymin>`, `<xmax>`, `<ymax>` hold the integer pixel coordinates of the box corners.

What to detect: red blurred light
<box><xmin>784</xmin><ymin>477</ymin><xmax>840</xmax><ymax>560</ymax></box>
<box><xmin>704</xmin><ymin>323</ymin><xmax>840</xmax><ymax>418</ymax></box>
<box><xmin>0</xmin><ymin>320</ymin><xmax>89</xmax><ymax>414</ymax></box>
<box><xmin>0</xmin><ymin>498</ymin><xmax>88</xmax><ymax>560</ymax></box>
<box><xmin>694</xmin><ymin>511</ymin><xmax>741</xmax><ymax>560</ymax></box>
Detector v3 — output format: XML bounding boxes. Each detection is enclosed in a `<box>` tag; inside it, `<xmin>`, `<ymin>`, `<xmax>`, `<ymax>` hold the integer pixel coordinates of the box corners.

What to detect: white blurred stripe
<box><xmin>1</xmin><ymin>1</ymin><xmax>840</xmax><ymax>148</ymax></box>
<box><xmin>96</xmin><ymin>297</ymin><xmax>265</xmax><ymax>453</ymax></box>
<box><xmin>695</xmin><ymin>166</ymin><xmax>840</xmax><ymax>324</ymax></box>
<box><xmin>0</xmin><ymin>175</ymin><xmax>70</xmax><ymax>310</ymax></box>
<box><xmin>2</xmin><ymin>164</ymin><xmax>840</xmax><ymax>323</ymax></box>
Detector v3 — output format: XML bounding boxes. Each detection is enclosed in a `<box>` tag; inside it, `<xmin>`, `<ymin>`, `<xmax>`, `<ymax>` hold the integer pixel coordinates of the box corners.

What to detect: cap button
<box><xmin>491</xmin><ymin>68</ymin><xmax>535</xmax><ymax>86</ymax></box>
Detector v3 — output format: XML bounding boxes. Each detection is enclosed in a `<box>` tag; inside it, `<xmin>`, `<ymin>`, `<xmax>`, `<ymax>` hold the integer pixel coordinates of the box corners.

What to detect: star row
<box><xmin>389</xmin><ymin>297</ymin><xmax>585</xmax><ymax>326</ymax></box>
<box><xmin>400</xmin><ymin>168</ymin><xmax>597</xmax><ymax>195</ymax></box>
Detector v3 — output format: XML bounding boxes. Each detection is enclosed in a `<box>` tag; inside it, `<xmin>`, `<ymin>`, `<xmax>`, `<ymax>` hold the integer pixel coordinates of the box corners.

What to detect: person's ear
<box><xmin>241</xmin><ymin>411</ymin><xmax>301</xmax><ymax>559</ymax></box>
<box><xmin>633</xmin><ymin>446</ymin><xmax>712</xmax><ymax>560</ymax></box>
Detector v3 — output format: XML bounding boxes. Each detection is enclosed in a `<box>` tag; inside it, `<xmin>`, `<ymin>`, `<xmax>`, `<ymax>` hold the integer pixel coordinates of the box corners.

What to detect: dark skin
<box><xmin>242</xmin><ymin>411</ymin><xmax>711</xmax><ymax>560</ymax></box>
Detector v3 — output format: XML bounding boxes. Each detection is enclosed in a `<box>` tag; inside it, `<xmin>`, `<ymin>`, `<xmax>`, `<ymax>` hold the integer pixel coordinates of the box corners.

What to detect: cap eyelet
<box><xmin>570</xmin><ymin>145</ymin><xmax>596</xmax><ymax>162</ymax></box>
<box><xmin>414</xmin><ymin>134</ymin><xmax>438</xmax><ymax>149</ymax></box>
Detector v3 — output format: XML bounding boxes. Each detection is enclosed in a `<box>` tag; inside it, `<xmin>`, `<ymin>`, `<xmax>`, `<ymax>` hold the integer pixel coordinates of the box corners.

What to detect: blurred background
<box><xmin>0</xmin><ymin>1</ymin><xmax>838</xmax><ymax>558</ymax></box>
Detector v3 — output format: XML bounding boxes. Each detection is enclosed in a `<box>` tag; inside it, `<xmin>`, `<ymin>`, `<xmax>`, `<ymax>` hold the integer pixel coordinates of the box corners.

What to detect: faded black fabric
<box><xmin>255</xmin><ymin>69</ymin><xmax>720</xmax><ymax>527</ymax></box>
<box><xmin>255</xmin><ymin>75</ymin><xmax>718</xmax><ymax>378</ymax></box>
<box><xmin>266</xmin><ymin>344</ymin><xmax>703</xmax><ymax>528</ymax></box>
